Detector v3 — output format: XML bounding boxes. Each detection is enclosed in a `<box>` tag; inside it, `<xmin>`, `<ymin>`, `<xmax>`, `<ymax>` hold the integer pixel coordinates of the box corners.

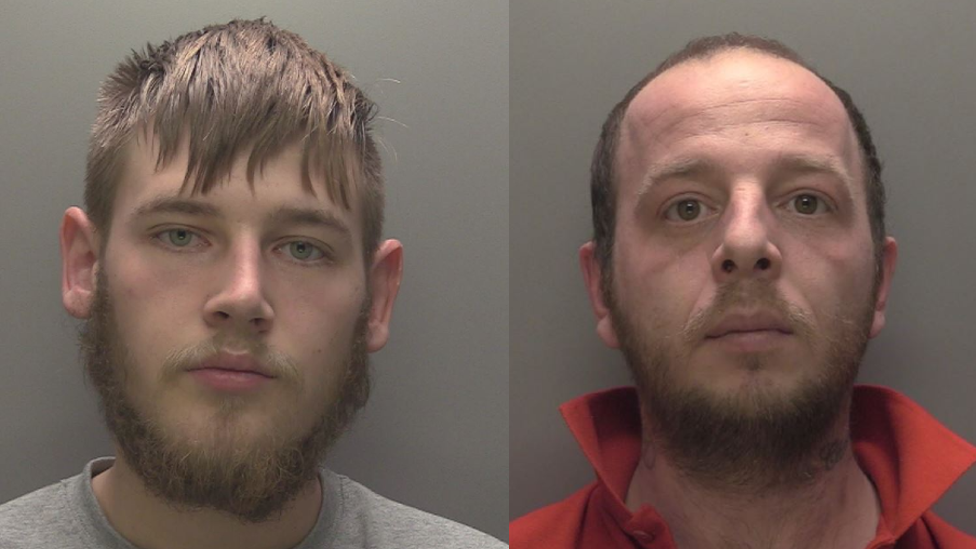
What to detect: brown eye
<box><xmin>793</xmin><ymin>194</ymin><xmax>824</xmax><ymax>215</ymax></box>
<box><xmin>679</xmin><ymin>200</ymin><xmax>700</xmax><ymax>220</ymax></box>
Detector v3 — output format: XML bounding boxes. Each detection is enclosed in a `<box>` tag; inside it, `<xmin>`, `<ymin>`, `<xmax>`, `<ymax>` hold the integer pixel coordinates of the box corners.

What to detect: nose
<box><xmin>711</xmin><ymin>190</ymin><xmax>782</xmax><ymax>283</ymax></box>
<box><xmin>203</xmin><ymin>239</ymin><xmax>274</xmax><ymax>334</ymax></box>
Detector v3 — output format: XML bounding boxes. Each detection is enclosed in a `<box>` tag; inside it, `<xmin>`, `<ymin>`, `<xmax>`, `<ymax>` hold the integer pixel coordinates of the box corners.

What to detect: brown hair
<box><xmin>591</xmin><ymin>33</ymin><xmax>886</xmax><ymax>286</ymax></box>
<box><xmin>85</xmin><ymin>18</ymin><xmax>384</xmax><ymax>262</ymax></box>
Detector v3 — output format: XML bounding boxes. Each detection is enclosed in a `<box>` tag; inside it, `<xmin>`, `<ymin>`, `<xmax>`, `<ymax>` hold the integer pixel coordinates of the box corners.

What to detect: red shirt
<box><xmin>511</xmin><ymin>385</ymin><xmax>976</xmax><ymax>548</ymax></box>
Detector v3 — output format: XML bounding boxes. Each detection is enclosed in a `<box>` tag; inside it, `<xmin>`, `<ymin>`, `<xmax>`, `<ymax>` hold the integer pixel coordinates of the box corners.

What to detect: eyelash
<box><xmin>661</xmin><ymin>196</ymin><xmax>717</xmax><ymax>224</ymax></box>
<box><xmin>783</xmin><ymin>192</ymin><xmax>833</xmax><ymax>215</ymax></box>
<box><xmin>150</xmin><ymin>228</ymin><xmax>333</xmax><ymax>266</ymax></box>
<box><xmin>660</xmin><ymin>191</ymin><xmax>834</xmax><ymax>222</ymax></box>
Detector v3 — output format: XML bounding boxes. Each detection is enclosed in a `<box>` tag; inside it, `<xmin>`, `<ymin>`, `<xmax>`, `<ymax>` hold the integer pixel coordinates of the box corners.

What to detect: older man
<box><xmin>511</xmin><ymin>34</ymin><xmax>975</xmax><ymax>548</ymax></box>
<box><xmin>0</xmin><ymin>19</ymin><xmax>503</xmax><ymax>549</ymax></box>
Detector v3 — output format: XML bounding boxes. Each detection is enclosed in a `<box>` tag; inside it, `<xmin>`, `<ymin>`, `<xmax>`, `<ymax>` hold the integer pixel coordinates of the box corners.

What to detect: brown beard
<box><xmin>80</xmin><ymin>267</ymin><xmax>371</xmax><ymax>523</ymax></box>
<box><xmin>608</xmin><ymin>279</ymin><xmax>874</xmax><ymax>495</ymax></box>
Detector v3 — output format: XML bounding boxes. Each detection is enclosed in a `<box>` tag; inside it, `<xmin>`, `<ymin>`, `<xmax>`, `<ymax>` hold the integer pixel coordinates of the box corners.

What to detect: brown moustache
<box><xmin>158</xmin><ymin>332</ymin><xmax>302</xmax><ymax>389</ymax></box>
<box><xmin>682</xmin><ymin>280</ymin><xmax>815</xmax><ymax>345</ymax></box>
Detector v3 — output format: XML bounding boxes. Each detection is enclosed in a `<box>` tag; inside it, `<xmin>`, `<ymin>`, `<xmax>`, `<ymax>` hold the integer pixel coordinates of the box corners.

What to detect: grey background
<box><xmin>0</xmin><ymin>0</ymin><xmax>508</xmax><ymax>542</ymax></box>
<box><xmin>511</xmin><ymin>0</ymin><xmax>976</xmax><ymax>533</ymax></box>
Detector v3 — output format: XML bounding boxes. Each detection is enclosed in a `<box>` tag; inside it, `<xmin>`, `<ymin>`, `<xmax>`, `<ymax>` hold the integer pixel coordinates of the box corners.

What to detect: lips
<box><xmin>705</xmin><ymin>311</ymin><xmax>793</xmax><ymax>339</ymax></box>
<box><xmin>190</xmin><ymin>352</ymin><xmax>275</xmax><ymax>378</ymax></box>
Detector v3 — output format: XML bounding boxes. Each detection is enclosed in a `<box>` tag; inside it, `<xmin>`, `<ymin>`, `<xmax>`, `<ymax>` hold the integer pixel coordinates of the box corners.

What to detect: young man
<box><xmin>0</xmin><ymin>19</ymin><xmax>503</xmax><ymax>549</ymax></box>
<box><xmin>511</xmin><ymin>34</ymin><xmax>976</xmax><ymax>548</ymax></box>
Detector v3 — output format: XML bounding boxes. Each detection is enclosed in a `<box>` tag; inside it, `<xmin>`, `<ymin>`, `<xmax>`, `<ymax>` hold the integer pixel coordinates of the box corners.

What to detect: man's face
<box><xmin>590</xmin><ymin>49</ymin><xmax>895</xmax><ymax>486</ymax></box>
<box><xmin>84</xmin><ymin>137</ymin><xmax>371</xmax><ymax>520</ymax></box>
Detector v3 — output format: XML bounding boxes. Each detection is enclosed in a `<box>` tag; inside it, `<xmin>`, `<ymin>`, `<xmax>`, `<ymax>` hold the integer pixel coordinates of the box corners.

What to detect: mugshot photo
<box><xmin>0</xmin><ymin>1</ymin><xmax>508</xmax><ymax>546</ymax></box>
<box><xmin>510</xmin><ymin>0</ymin><xmax>976</xmax><ymax>545</ymax></box>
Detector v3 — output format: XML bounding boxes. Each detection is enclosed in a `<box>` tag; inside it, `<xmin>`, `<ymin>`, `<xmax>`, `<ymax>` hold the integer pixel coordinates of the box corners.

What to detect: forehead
<box><xmin>114</xmin><ymin>133</ymin><xmax>363</xmax><ymax>223</ymax></box>
<box><xmin>618</xmin><ymin>49</ymin><xmax>860</xmax><ymax>184</ymax></box>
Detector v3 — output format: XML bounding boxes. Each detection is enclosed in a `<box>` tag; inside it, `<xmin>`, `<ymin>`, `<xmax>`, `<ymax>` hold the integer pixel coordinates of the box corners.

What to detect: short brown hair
<box><xmin>591</xmin><ymin>33</ymin><xmax>886</xmax><ymax>281</ymax></box>
<box><xmin>85</xmin><ymin>18</ymin><xmax>384</xmax><ymax>262</ymax></box>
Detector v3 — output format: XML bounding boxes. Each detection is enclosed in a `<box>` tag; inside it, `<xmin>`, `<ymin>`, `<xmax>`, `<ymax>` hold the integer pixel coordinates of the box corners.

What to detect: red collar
<box><xmin>560</xmin><ymin>384</ymin><xmax>976</xmax><ymax>540</ymax></box>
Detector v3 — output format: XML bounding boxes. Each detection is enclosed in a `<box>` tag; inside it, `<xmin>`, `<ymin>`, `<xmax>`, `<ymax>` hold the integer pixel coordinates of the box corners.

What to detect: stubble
<box><xmin>80</xmin><ymin>268</ymin><xmax>371</xmax><ymax>522</ymax></box>
<box><xmin>610</xmin><ymin>279</ymin><xmax>873</xmax><ymax>494</ymax></box>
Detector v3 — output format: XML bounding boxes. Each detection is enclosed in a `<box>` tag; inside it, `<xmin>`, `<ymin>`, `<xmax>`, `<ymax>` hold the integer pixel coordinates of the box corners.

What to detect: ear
<box><xmin>61</xmin><ymin>207</ymin><xmax>100</xmax><ymax>319</ymax></box>
<box><xmin>580</xmin><ymin>241</ymin><xmax>620</xmax><ymax>349</ymax></box>
<box><xmin>365</xmin><ymin>239</ymin><xmax>404</xmax><ymax>352</ymax></box>
<box><xmin>868</xmin><ymin>236</ymin><xmax>898</xmax><ymax>338</ymax></box>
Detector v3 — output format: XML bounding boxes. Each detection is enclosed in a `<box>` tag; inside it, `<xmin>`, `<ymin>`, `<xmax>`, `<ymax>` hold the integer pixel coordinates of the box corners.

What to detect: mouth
<box><xmin>187</xmin><ymin>352</ymin><xmax>275</xmax><ymax>392</ymax></box>
<box><xmin>707</xmin><ymin>327</ymin><xmax>792</xmax><ymax>338</ymax></box>
<box><xmin>190</xmin><ymin>352</ymin><xmax>275</xmax><ymax>378</ymax></box>
<box><xmin>705</xmin><ymin>311</ymin><xmax>793</xmax><ymax>340</ymax></box>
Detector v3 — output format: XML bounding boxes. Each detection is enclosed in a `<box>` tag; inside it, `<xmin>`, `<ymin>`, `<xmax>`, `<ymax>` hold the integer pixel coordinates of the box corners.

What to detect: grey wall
<box><xmin>511</xmin><ymin>0</ymin><xmax>976</xmax><ymax>533</ymax></box>
<box><xmin>0</xmin><ymin>0</ymin><xmax>508</xmax><ymax>541</ymax></box>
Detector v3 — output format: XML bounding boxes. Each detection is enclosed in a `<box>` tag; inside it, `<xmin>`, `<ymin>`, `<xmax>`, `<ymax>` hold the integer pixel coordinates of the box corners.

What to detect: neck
<box><xmin>626</xmin><ymin>415</ymin><xmax>881</xmax><ymax>549</ymax></box>
<box><xmin>91</xmin><ymin>452</ymin><xmax>322</xmax><ymax>549</ymax></box>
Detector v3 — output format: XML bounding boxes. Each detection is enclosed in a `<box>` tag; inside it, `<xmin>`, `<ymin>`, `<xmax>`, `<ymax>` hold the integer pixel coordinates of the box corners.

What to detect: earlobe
<box><xmin>365</xmin><ymin>239</ymin><xmax>404</xmax><ymax>352</ymax></box>
<box><xmin>869</xmin><ymin>236</ymin><xmax>898</xmax><ymax>338</ymax></box>
<box><xmin>580</xmin><ymin>241</ymin><xmax>620</xmax><ymax>349</ymax></box>
<box><xmin>61</xmin><ymin>207</ymin><xmax>100</xmax><ymax>319</ymax></box>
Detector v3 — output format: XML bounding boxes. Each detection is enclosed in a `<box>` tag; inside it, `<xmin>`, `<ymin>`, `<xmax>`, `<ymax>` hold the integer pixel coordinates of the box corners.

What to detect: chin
<box><xmin>691</xmin><ymin>366</ymin><xmax>819</xmax><ymax>412</ymax></box>
<box><xmin>157</xmin><ymin>401</ymin><xmax>277</xmax><ymax>444</ymax></box>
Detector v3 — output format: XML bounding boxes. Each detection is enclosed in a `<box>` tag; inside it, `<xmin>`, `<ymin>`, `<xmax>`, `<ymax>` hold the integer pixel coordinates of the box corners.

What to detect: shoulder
<box><xmin>509</xmin><ymin>483</ymin><xmax>597</xmax><ymax>549</ymax></box>
<box><xmin>331</xmin><ymin>472</ymin><xmax>507</xmax><ymax>548</ymax></box>
<box><xmin>910</xmin><ymin>511</ymin><xmax>976</xmax><ymax>548</ymax></box>
<box><xmin>0</xmin><ymin>479</ymin><xmax>79</xmax><ymax>548</ymax></box>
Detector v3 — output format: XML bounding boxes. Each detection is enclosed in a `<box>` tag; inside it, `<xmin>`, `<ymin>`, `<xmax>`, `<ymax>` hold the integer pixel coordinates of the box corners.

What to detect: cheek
<box><xmin>277</xmin><ymin>278</ymin><xmax>365</xmax><ymax>360</ymax></box>
<box><xmin>106</xmin><ymin>232</ymin><xmax>195</xmax><ymax>304</ymax></box>
<box><xmin>614</xmin><ymin>237</ymin><xmax>713</xmax><ymax>332</ymax></box>
<box><xmin>282</xmin><ymin>301</ymin><xmax>362</xmax><ymax>408</ymax></box>
<box><xmin>784</xmin><ymin>233</ymin><xmax>876</xmax><ymax>319</ymax></box>
<box><xmin>103</xmin><ymin>251</ymin><xmax>205</xmax><ymax>369</ymax></box>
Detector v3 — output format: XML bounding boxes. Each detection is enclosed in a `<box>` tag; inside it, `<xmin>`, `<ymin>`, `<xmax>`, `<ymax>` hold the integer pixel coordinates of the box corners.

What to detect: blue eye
<box><xmin>283</xmin><ymin>241</ymin><xmax>326</xmax><ymax>262</ymax></box>
<box><xmin>159</xmin><ymin>228</ymin><xmax>199</xmax><ymax>248</ymax></box>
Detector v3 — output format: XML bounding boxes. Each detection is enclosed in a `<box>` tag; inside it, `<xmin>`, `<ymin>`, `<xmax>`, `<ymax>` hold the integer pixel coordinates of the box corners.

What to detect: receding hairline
<box><xmin>616</xmin><ymin>46</ymin><xmax>863</xmax><ymax>191</ymax></box>
<box><xmin>622</xmin><ymin>46</ymin><xmax>845</xmax><ymax>135</ymax></box>
<box><xmin>590</xmin><ymin>34</ymin><xmax>887</xmax><ymax>279</ymax></box>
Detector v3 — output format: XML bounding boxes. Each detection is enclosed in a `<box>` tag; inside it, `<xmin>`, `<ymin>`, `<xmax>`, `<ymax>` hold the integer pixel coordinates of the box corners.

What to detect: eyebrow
<box><xmin>770</xmin><ymin>154</ymin><xmax>856</xmax><ymax>190</ymax></box>
<box><xmin>635</xmin><ymin>153</ymin><xmax>856</xmax><ymax>205</ymax></box>
<box><xmin>133</xmin><ymin>196</ymin><xmax>223</xmax><ymax>219</ymax></box>
<box><xmin>638</xmin><ymin>158</ymin><xmax>716</xmax><ymax>197</ymax></box>
<box><xmin>635</xmin><ymin>158</ymin><xmax>719</xmax><ymax>206</ymax></box>
<box><xmin>132</xmin><ymin>196</ymin><xmax>351</xmax><ymax>236</ymax></box>
<box><xmin>267</xmin><ymin>205</ymin><xmax>351</xmax><ymax>236</ymax></box>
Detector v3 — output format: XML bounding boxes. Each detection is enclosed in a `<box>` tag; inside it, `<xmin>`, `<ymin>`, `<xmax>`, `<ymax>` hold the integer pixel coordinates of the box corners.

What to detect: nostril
<box><xmin>756</xmin><ymin>257</ymin><xmax>771</xmax><ymax>270</ymax></box>
<box><xmin>722</xmin><ymin>259</ymin><xmax>735</xmax><ymax>273</ymax></box>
